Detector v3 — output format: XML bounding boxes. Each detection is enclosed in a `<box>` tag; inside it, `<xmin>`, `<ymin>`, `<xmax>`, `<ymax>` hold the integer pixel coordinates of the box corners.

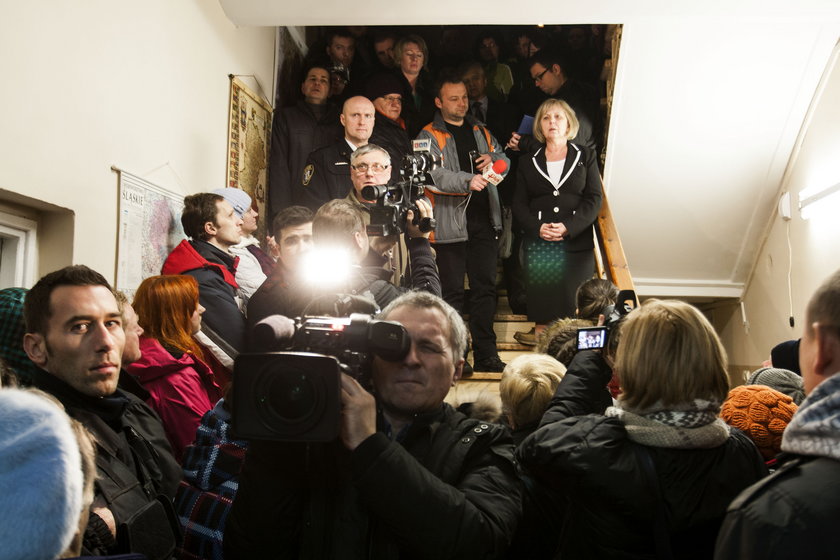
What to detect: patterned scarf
<box><xmin>781</xmin><ymin>372</ymin><xmax>840</xmax><ymax>461</ymax></box>
<box><xmin>605</xmin><ymin>398</ymin><xmax>730</xmax><ymax>449</ymax></box>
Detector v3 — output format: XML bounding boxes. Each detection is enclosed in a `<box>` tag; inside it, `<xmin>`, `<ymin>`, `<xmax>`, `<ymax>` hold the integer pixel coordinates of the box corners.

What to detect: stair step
<box><xmin>497</xmin><ymin>342</ymin><xmax>534</xmax><ymax>351</ymax></box>
<box><xmin>462</xmin><ymin>372</ymin><xmax>503</xmax><ymax>381</ymax></box>
<box><xmin>495</xmin><ymin>313</ymin><xmax>528</xmax><ymax>322</ymax></box>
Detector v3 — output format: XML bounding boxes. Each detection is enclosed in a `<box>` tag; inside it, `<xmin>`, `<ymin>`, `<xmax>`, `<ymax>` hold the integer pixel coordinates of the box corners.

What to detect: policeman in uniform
<box><xmin>300</xmin><ymin>96</ymin><xmax>376</xmax><ymax>211</ymax></box>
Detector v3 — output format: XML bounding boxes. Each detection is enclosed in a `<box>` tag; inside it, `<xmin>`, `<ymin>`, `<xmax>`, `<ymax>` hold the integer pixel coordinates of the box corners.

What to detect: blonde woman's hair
<box><xmin>615</xmin><ymin>299</ymin><xmax>729</xmax><ymax>410</ymax></box>
<box><xmin>500</xmin><ymin>354</ymin><xmax>566</xmax><ymax>428</ymax></box>
<box><xmin>533</xmin><ymin>98</ymin><xmax>579</xmax><ymax>143</ymax></box>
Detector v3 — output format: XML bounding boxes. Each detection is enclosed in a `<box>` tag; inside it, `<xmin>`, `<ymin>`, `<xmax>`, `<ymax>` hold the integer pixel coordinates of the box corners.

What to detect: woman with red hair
<box><xmin>127</xmin><ymin>275</ymin><xmax>222</xmax><ymax>461</ymax></box>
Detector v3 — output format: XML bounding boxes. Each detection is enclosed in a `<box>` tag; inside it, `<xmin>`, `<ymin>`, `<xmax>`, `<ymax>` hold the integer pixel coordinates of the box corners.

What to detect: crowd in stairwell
<box><xmin>0</xmin><ymin>23</ymin><xmax>838</xmax><ymax>560</ymax></box>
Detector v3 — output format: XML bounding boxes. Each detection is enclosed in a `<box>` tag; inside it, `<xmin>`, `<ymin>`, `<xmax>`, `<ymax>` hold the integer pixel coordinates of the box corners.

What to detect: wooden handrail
<box><xmin>595</xmin><ymin>179</ymin><xmax>635</xmax><ymax>293</ymax></box>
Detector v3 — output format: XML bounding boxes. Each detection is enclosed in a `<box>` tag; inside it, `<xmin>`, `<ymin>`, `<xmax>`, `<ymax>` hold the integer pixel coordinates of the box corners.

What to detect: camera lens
<box><xmin>255</xmin><ymin>363</ymin><xmax>327</xmax><ymax>434</ymax></box>
<box><xmin>266</xmin><ymin>372</ymin><xmax>315</xmax><ymax>420</ymax></box>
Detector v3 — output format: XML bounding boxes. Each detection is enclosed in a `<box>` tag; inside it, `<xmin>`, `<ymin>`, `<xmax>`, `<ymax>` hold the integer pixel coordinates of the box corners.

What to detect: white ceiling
<box><xmin>218</xmin><ymin>0</ymin><xmax>840</xmax><ymax>298</ymax></box>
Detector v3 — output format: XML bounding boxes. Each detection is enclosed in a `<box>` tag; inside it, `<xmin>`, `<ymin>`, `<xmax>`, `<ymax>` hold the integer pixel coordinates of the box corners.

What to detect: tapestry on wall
<box><xmin>226</xmin><ymin>75</ymin><xmax>272</xmax><ymax>243</ymax></box>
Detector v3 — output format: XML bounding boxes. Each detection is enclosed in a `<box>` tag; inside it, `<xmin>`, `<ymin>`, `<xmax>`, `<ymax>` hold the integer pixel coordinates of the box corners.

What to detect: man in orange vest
<box><xmin>415</xmin><ymin>71</ymin><xmax>510</xmax><ymax>373</ymax></box>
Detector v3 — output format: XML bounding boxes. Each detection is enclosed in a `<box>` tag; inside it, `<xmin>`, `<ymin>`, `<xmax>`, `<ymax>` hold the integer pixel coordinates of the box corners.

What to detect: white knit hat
<box><xmin>0</xmin><ymin>389</ymin><xmax>84</xmax><ymax>560</ymax></box>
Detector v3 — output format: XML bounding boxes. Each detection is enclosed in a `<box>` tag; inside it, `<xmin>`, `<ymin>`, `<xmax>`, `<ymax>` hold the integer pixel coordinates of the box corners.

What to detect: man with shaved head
<box><xmin>301</xmin><ymin>95</ymin><xmax>376</xmax><ymax>211</ymax></box>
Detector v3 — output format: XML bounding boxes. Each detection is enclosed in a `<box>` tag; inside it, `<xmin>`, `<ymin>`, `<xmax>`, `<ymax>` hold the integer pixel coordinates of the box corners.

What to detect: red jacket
<box><xmin>127</xmin><ymin>336</ymin><xmax>223</xmax><ymax>461</ymax></box>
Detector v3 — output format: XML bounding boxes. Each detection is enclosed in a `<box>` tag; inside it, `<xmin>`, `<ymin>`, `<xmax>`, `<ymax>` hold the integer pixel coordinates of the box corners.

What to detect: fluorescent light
<box><xmin>799</xmin><ymin>182</ymin><xmax>840</xmax><ymax>220</ymax></box>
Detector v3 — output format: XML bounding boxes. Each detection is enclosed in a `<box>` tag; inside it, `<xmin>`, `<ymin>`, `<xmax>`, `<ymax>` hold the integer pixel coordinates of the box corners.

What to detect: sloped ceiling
<box><xmin>218</xmin><ymin>0</ymin><xmax>840</xmax><ymax>298</ymax></box>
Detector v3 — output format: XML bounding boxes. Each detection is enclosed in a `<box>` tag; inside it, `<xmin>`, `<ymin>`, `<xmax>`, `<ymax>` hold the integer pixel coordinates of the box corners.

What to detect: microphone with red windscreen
<box><xmin>482</xmin><ymin>158</ymin><xmax>508</xmax><ymax>186</ymax></box>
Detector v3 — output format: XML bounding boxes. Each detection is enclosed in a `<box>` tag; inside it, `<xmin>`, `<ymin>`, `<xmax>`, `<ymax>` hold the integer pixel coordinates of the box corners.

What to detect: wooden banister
<box><xmin>595</xmin><ymin>179</ymin><xmax>635</xmax><ymax>293</ymax></box>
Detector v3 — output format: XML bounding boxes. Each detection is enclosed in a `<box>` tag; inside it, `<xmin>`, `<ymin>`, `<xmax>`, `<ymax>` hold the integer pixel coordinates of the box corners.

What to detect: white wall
<box><xmin>0</xmin><ymin>1</ymin><xmax>275</xmax><ymax>282</ymax></box>
<box><xmin>718</xmin><ymin>43</ymin><xmax>840</xmax><ymax>373</ymax></box>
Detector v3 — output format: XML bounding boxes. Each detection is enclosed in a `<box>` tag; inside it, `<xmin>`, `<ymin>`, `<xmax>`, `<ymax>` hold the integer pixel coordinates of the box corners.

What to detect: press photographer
<box><xmin>225</xmin><ymin>291</ymin><xmax>522</xmax><ymax>558</ymax></box>
<box><xmin>246</xmin><ymin>196</ymin><xmax>440</xmax><ymax>329</ymax></box>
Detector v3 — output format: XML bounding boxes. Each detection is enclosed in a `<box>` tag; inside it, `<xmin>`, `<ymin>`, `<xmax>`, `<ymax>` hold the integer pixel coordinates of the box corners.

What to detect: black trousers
<box><xmin>434</xmin><ymin>226</ymin><xmax>499</xmax><ymax>362</ymax></box>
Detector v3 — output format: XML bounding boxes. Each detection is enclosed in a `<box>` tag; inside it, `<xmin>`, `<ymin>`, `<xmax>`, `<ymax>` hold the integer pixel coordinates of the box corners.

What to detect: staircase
<box><xmin>447</xmin><ymin>178</ymin><xmax>636</xmax><ymax>408</ymax></box>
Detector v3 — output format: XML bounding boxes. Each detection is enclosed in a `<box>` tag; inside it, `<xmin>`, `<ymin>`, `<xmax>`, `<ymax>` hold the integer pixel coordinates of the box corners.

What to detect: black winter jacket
<box><xmin>299</xmin><ymin>138</ymin><xmax>354</xmax><ymax>211</ymax></box>
<box><xmin>30</xmin><ymin>368</ymin><xmax>182</xmax><ymax>559</ymax></box>
<box><xmin>369</xmin><ymin>110</ymin><xmax>412</xmax><ymax>184</ymax></box>
<box><xmin>715</xmin><ymin>454</ymin><xmax>840</xmax><ymax>559</ymax></box>
<box><xmin>518</xmin><ymin>351</ymin><xmax>768</xmax><ymax>560</ymax></box>
<box><xmin>269</xmin><ymin>101</ymin><xmax>342</xmax><ymax>214</ymax></box>
<box><xmin>225</xmin><ymin>404</ymin><xmax>522</xmax><ymax>559</ymax></box>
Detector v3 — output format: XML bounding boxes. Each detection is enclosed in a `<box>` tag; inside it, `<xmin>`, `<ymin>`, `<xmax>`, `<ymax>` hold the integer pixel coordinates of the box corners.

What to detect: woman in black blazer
<box><xmin>512</xmin><ymin>98</ymin><xmax>602</xmax><ymax>331</ymax></box>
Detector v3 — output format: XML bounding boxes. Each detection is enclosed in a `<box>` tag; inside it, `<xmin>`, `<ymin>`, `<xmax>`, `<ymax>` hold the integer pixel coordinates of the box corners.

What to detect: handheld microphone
<box><xmin>482</xmin><ymin>159</ymin><xmax>508</xmax><ymax>186</ymax></box>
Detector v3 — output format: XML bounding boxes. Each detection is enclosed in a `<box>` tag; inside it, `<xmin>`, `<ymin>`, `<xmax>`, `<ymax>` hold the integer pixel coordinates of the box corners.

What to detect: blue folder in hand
<box><xmin>517</xmin><ymin>115</ymin><xmax>535</xmax><ymax>135</ymax></box>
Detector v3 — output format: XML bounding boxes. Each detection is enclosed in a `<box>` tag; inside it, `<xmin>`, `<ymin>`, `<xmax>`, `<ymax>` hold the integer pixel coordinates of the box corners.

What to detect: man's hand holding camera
<box><xmin>339</xmin><ymin>373</ymin><xmax>377</xmax><ymax>451</ymax></box>
<box><xmin>405</xmin><ymin>198</ymin><xmax>434</xmax><ymax>239</ymax></box>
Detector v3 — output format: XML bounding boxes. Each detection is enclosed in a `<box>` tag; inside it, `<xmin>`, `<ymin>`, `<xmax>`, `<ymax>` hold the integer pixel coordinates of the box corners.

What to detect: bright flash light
<box><xmin>299</xmin><ymin>247</ymin><xmax>353</xmax><ymax>288</ymax></box>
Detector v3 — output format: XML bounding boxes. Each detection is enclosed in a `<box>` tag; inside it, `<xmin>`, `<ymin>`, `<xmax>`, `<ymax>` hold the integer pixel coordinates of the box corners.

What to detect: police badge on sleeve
<box><xmin>302</xmin><ymin>164</ymin><xmax>315</xmax><ymax>186</ymax></box>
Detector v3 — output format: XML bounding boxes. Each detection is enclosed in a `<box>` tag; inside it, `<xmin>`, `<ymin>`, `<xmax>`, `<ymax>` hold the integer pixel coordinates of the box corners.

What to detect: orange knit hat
<box><xmin>720</xmin><ymin>385</ymin><xmax>798</xmax><ymax>460</ymax></box>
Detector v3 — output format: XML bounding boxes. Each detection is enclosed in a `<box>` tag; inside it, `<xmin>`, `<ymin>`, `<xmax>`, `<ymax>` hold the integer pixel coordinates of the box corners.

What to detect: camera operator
<box><xmin>345</xmin><ymin>143</ymin><xmax>402</xmax><ymax>265</ymax></box>
<box><xmin>248</xmin><ymin>197</ymin><xmax>439</xmax><ymax>329</ymax></box>
<box><xmin>224</xmin><ymin>291</ymin><xmax>522</xmax><ymax>558</ymax></box>
<box><xmin>311</xmin><ymin>198</ymin><xmax>440</xmax><ymax>311</ymax></box>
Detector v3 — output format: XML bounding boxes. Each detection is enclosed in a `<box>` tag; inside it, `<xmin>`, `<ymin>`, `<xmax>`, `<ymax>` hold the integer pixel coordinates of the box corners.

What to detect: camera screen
<box><xmin>577</xmin><ymin>327</ymin><xmax>608</xmax><ymax>351</ymax></box>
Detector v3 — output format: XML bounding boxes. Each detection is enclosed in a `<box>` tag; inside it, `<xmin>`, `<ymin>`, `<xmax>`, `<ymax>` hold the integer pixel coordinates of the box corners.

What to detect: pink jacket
<box><xmin>127</xmin><ymin>336</ymin><xmax>223</xmax><ymax>461</ymax></box>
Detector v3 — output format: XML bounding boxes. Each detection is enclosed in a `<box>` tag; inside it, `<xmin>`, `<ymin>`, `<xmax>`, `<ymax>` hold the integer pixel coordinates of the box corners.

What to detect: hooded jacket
<box><xmin>162</xmin><ymin>239</ymin><xmax>245</xmax><ymax>353</ymax></box>
<box><xmin>126</xmin><ymin>337</ymin><xmax>222</xmax><ymax>461</ymax></box>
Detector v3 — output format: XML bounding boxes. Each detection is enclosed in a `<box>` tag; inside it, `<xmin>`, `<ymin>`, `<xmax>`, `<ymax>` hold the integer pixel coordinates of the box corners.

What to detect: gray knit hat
<box><xmin>747</xmin><ymin>367</ymin><xmax>806</xmax><ymax>405</ymax></box>
<box><xmin>213</xmin><ymin>187</ymin><xmax>252</xmax><ymax>218</ymax></box>
<box><xmin>0</xmin><ymin>389</ymin><xmax>84</xmax><ymax>560</ymax></box>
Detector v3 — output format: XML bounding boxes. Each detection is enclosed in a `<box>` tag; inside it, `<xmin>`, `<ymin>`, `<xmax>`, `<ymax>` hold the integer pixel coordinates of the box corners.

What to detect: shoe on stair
<box><xmin>514</xmin><ymin>327</ymin><xmax>537</xmax><ymax>346</ymax></box>
<box><xmin>473</xmin><ymin>356</ymin><xmax>506</xmax><ymax>373</ymax></box>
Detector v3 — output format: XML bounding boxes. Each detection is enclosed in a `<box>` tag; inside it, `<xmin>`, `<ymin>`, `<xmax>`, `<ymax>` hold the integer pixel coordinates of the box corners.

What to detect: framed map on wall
<box><xmin>226</xmin><ymin>75</ymin><xmax>272</xmax><ymax>243</ymax></box>
<box><xmin>114</xmin><ymin>167</ymin><xmax>185</xmax><ymax>297</ymax></box>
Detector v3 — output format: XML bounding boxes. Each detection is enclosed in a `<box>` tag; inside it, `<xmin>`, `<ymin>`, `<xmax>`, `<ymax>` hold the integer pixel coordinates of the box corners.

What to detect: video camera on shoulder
<box><xmin>575</xmin><ymin>289</ymin><xmax>637</xmax><ymax>351</ymax></box>
<box><xmin>364</xmin><ymin>140</ymin><xmax>440</xmax><ymax>238</ymax></box>
<box><xmin>233</xmin><ymin>313</ymin><xmax>410</xmax><ymax>442</ymax></box>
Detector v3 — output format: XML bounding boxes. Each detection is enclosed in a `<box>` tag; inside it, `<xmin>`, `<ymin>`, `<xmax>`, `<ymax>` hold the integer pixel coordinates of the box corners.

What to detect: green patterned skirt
<box><xmin>524</xmin><ymin>238</ymin><xmax>594</xmax><ymax>323</ymax></box>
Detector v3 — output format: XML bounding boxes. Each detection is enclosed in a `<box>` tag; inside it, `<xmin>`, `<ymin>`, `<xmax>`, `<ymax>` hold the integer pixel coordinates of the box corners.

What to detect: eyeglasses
<box><xmin>382</xmin><ymin>95</ymin><xmax>402</xmax><ymax>104</ymax></box>
<box><xmin>532</xmin><ymin>68</ymin><xmax>549</xmax><ymax>83</ymax></box>
<box><xmin>351</xmin><ymin>163</ymin><xmax>391</xmax><ymax>173</ymax></box>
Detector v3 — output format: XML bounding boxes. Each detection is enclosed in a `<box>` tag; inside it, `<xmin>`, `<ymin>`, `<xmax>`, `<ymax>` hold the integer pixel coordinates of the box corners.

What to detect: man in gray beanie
<box><xmin>717</xmin><ymin>267</ymin><xmax>840</xmax><ymax>558</ymax></box>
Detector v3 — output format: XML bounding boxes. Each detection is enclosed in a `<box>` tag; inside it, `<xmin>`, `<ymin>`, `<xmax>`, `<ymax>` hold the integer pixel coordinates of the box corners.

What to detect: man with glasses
<box><xmin>300</xmin><ymin>96</ymin><xmax>376</xmax><ymax>211</ymax></box>
<box><xmin>526</xmin><ymin>49</ymin><xmax>601</xmax><ymax>155</ymax></box>
<box><xmin>345</xmin><ymin>144</ymin><xmax>413</xmax><ymax>273</ymax></box>
<box><xmin>366</xmin><ymin>72</ymin><xmax>413</xmax><ymax>184</ymax></box>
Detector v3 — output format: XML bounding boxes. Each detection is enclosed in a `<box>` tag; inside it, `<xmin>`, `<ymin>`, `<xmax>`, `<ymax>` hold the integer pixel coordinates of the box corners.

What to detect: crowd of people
<box><xmin>0</xmin><ymin>23</ymin><xmax>838</xmax><ymax>560</ymax></box>
<box><xmin>268</xmin><ymin>24</ymin><xmax>609</xmax><ymax>372</ymax></box>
